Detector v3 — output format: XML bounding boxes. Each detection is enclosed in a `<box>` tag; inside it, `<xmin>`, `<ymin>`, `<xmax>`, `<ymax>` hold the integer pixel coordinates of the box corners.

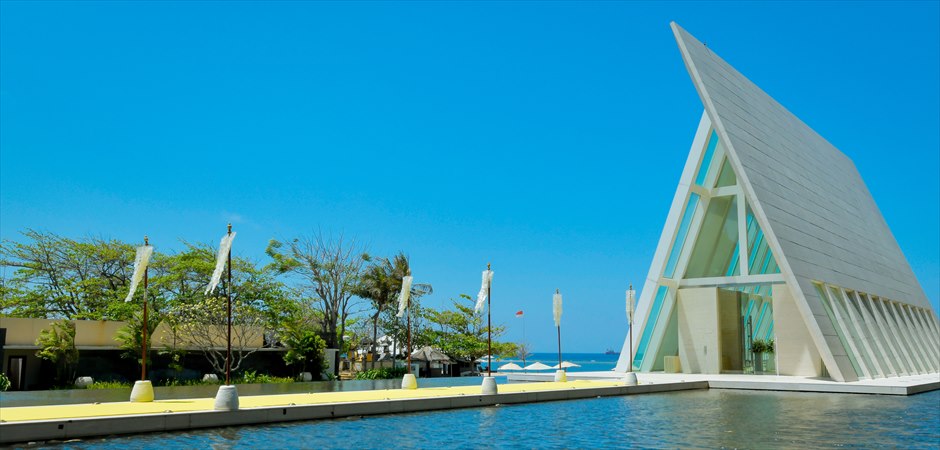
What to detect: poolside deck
<box><xmin>0</xmin><ymin>379</ymin><xmax>705</xmax><ymax>445</ymax></box>
<box><xmin>507</xmin><ymin>371</ymin><xmax>940</xmax><ymax>396</ymax></box>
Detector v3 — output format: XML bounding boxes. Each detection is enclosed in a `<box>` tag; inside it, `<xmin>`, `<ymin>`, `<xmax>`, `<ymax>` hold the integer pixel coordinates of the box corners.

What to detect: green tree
<box><xmin>1</xmin><ymin>230</ymin><xmax>137</xmax><ymax>320</ymax></box>
<box><xmin>156</xmin><ymin>241</ymin><xmax>295</xmax><ymax>326</ymax></box>
<box><xmin>355</xmin><ymin>252</ymin><xmax>432</xmax><ymax>357</ymax></box>
<box><xmin>157</xmin><ymin>241</ymin><xmax>294</xmax><ymax>377</ymax></box>
<box><xmin>166</xmin><ymin>296</ymin><xmax>266</xmax><ymax>376</ymax></box>
<box><xmin>420</xmin><ymin>294</ymin><xmax>517</xmax><ymax>361</ymax></box>
<box><xmin>282</xmin><ymin>326</ymin><xmax>326</xmax><ymax>377</ymax></box>
<box><xmin>356</xmin><ymin>257</ymin><xmax>395</xmax><ymax>356</ymax></box>
<box><xmin>114</xmin><ymin>309</ymin><xmax>162</xmax><ymax>371</ymax></box>
<box><xmin>378</xmin><ymin>289</ymin><xmax>433</xmax><ymax>358</ymax></box>
<box><xmin>153</xmin><ymin>242</ymin><xmax>287</xmax><ymax>314</ymax></box>
<box><xmin>266</xmin><ymin>234</ymin><xmax>367</xmax><ymax>361</ymax></box>
<box><xmin>516</xmin><ymin>342</ymin><xmax>533</xmax><ymax>367</ymax></box>
<box><xmin>35</xmin><ymin>320</ymin><xmax>79</xmax><ymax>386</ymax></box>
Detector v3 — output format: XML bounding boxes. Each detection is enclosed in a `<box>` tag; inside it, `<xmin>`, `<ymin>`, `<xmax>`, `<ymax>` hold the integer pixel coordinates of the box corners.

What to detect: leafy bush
<box><xmin>282</xmin><ymin>327</ymin><xmax>326</xmax><ymax>378</ymax></box>
<box><xmin>750</xmin><ymin>338</ymin><xmax>775</xmax><ymax>354</ymax></box>
<box><xmin>35</xmin><ymin>320</ymin><xmax>79</xmax><ymax>386</ymax></box>
<box><xmin>354</xmin><ymin>367</ymin><xmax>407</xmax><ymax>380</ymax></box>
<box><xmin>0</xmin><ymin>372</ymin><xmax>10</xmax><ymax>391</ymax></box>
<box><xmin>235</xmin><ymin>370</ymin><xmax>294</xmax><ymax>384</ymax></box>
<box><xmin>158</xmin><ymin>378</ymin><xmax>211</xmax><ymax>387</ymax></box>
<box><xmin>114</xmin><ymin>309</ymin><xmax>161</xmax><ymax>367</ymax></box>
<box><xmin>86</xmin><ymin>380</ymin><xmax>132</xmax><ymax>390</ymax></box>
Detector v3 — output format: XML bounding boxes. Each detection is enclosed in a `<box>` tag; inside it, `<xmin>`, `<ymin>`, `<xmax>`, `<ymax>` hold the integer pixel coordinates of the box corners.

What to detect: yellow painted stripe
<box><xmin>0</xmin><ymin>380</ymin><xmax>621</xmax><ymax>423</ymax></box>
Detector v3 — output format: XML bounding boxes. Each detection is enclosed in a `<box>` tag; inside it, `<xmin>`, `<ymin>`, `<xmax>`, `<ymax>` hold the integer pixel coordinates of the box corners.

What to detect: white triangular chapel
<box><xmin>616</xmin><ymin>23</ymin><xmax>939</xmax><ymax>381</ymax></box>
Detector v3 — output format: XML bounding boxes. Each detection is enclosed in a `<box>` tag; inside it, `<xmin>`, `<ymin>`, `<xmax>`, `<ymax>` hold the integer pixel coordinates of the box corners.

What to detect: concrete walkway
<box><xmin>0</xmin><ymin>379</ymin><xmax>707</xmax><ymax>445</ymax></box>
<box><xmin>507</xmin><ymin>371</ymin><xmax>940</xmax><ymax>395</ymax></box>
<box><xmin>0</xmin><ymin>380</ymin><xmax>614</xmax><ymax>423</ymax></box>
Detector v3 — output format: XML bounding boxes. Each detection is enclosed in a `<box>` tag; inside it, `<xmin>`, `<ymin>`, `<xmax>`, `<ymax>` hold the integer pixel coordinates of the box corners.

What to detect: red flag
<box><xmin>515</xmin><ymin>310</ymin><xmax>524</xmax><ymax>318</ymax></box>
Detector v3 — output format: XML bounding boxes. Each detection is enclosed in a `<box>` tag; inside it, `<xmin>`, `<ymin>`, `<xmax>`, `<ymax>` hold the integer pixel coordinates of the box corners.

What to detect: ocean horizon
<box><xmin>485</xmin><ymin>352</ymin><xmax>620</xmax><ymax>372</ymax></box>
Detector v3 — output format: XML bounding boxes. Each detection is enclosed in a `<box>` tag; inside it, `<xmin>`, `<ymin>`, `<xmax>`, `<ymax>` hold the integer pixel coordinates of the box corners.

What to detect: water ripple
<box><xmin>30</xmin><ymin>389</ymin><xmax>940</xmax><ymax>449</ymax></box>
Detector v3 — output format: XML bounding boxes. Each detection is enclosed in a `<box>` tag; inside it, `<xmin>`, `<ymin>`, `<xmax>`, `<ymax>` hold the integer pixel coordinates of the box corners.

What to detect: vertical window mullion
<box><xmin>918</xmin><ymin>308</ymin><xmax>940</xmax><ymax>350</ymax></box>
<box><xmin>898</xmin><ymin>303</ymin><xmax>934</xmax><ymax>372</ymax></box>
<box><xmin>875</xmin><ymin>297</ymin><xmax>919</xmax><ymax>374</ymax></box>
<box><xmin>889</xmin><ymin>301</ymin><xmax>928</xmax><ymax>374</ymax></box>
<box><xmin>862</xmin><ymin>293</ymin><xmax>907</xmax><ymax>376</ymax></box>
<box><xmin>852</xmin><ymin>292</ymin><xmax>896</xmax><ymax>376</ymax></box>
<box><xmin>905</xmin><ymin>306</ymin><xmax>938</xmax><ymax>371</ymax></box>
<box><xmin>919</xmin><ymin>308</ymin><xmax>940</xmax><ymax>370</ymax></box>
<box><xmin>837</xmin><ymin>288</ymin><xmax>882</xmax><ymax>377</ymax></box>
<box><xmin>823</xmin><ymin>285</ymin><xmax>870</xmax><ymax>378</ymax></box>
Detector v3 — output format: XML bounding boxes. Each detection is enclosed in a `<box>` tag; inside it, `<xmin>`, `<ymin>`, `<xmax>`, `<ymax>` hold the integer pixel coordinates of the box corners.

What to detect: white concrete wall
<box><xmin>773</xmin><ymin>284</ymin><xmax>823</xmax><ymax>377</ymax></box>
<box><xmin>718</xmin><ymin>289</ymin><xmax>743</xmax><ymax>371</ymax></box>
<box><xmin>677</xmin><ymin>288</ymin><xmax>721</xmax><ymax>374</ymax></box>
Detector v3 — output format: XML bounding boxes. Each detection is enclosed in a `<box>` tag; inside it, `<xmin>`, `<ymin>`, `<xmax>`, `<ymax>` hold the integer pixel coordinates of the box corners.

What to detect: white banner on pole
<box><xmin>396</xmin><ymin>275</ymin><xmax>413</xmax><ymax>318</ymax></box>
<box><xmin>475</xmin><ymin>270</ymin><xmax>493</xmax><ymax>313</ymax></box>
<box><xmin>206</xmin><ymin>232</ymin><xmax>236</xmax><ymax>295</ymax></box>
<box><xmin>124</xmin><ymin>245</ymin><xmax>154</xmax><ymax>303</ymax></box>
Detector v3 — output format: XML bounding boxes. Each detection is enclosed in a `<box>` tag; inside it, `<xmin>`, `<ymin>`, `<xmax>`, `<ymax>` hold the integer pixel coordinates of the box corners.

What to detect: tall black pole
<box><xmin>406</xmin><ymin>270</ymin><xmax>412</xmax><ymax>375</ymax></box>
<box><xmin>487</xmin><ymin>263</ymin><xmax>492</xmax><ymax>377</ymax></box>
<box><xmin>556</xmin><ymin>288</ymin><xmax>562</xmax><ymax>372</ymax></box>
<box><xmin>522</xmin><ymin>312</ymin><xmax>526</xmax><ymax>369</ymax></box>
<box><xmin>226</xmin><ymin>223</ymin><xmax>232</xmax><ymax>385</ymax></box>
<box><xmin>628</xmin><ymin>284</ymin><xmax>633</xmax><ymax>371</ymax></box>
<box><xmin>141</xmin><ymin>236</ymin><xmax>149</xmax><ymax>381</ymax></box>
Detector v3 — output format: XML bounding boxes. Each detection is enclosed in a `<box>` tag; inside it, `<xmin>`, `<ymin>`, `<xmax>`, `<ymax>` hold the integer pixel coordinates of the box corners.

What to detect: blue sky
<box><xmin>1</xmin><ymin>2</ymin><xmax>937</xmax><ymax>353</ymax></box>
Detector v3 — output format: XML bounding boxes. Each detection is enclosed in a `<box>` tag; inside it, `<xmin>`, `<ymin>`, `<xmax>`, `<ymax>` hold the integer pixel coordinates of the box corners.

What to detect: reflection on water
<box><xmin>25</xmin><ymin>389</ymin><xmax>939</xmax><ymax>449</ymax></box>
<box><xmin>209</xmin><ymin>427</ymin><xmax>241</xmax><ymax>450</ymax></box>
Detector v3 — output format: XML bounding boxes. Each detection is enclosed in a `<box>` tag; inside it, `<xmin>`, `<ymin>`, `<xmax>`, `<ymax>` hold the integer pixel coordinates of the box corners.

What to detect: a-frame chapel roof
<box><xmin>672</xmin><ymin>22</ymin><xmax>930</xmax><ymax>312</ymax></box>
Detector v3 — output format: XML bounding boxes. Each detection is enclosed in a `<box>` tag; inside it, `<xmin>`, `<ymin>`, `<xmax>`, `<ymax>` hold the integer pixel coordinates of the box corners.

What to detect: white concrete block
<box><xmin>130</xmin><ymin>380</ymin><xmax>154</xmax><ymax>403</ymax></box>
<box><xmin>213</xmin><ymin>385</ymin><xmax>239</xmax><ymax>411</ymax></box>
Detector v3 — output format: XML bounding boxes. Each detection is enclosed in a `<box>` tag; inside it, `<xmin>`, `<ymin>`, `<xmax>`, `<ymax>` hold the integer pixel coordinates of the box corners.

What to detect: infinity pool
<box><xmin>25</xmin><ymin>389</ymin><xmax>939</xmax><ymax>449</ymax></box>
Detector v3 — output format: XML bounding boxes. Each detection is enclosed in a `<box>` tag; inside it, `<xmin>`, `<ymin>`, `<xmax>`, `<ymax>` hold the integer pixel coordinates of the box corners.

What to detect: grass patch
<box><xmin>235</xmin><ymin>370</ymin><xmax>294</xmax><ymax>384</ymax></box>
<box><xmin>85</xmin><ymin>380</ymin><xmax>132</xmax><ymax>389</ymax></box>
<box><xmin>157</xmin><ymin>378</ymin><xmax>213</xmax><ymax>387</ymax></box>
<box><xmin>354</xmin><ymin>367</ymin><xmax>407</xmax><ymax>380</ymax></box>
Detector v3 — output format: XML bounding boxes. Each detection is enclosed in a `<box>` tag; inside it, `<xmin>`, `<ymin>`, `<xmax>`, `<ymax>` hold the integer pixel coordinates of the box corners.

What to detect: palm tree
<box><xmin>357</xmin><ymin>259</ymin><xmax>393</xmax><ymax>357</ymax></box>
<box><xmin>356</xmin><ymin>252</ymin><xmax>432</xmax><ymax>358</ymax></box>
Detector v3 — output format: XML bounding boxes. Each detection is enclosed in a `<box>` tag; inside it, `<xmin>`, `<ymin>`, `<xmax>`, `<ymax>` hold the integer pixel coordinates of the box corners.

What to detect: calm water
<box><xmin>19</xmin><ymin>389</ymin><xmax>939</xmax><ymax>449</ymax></box>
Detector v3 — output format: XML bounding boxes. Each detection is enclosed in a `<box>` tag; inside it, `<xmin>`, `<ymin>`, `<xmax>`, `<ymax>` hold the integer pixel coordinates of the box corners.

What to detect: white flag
<box><xmin>124</xmin><ymin>245</ymin><xmax>154</xmax><ymax>303</ymax></box>
<box><xmin>626</xmin><ymin>288</ymin><xmax>635</xmax><ymax>323</ymax></box>
<box><xmin>396</xmin><ymin>275</ymin><xmax>413</xmax><ymax>318</ymax></box>
<box><xmin>475</xmin><ymin>270</ymin><xmax>493</xmax><ymax>313</ymax></box>
<box><xmin>206</xmin><ymin>232</ymin><xmax>236</xmax><ymax>295</ymax></box>
<box><xmin>553</xmin><ymin>290</ymin><xmax>563</xmax><ymax>327</ymax></box>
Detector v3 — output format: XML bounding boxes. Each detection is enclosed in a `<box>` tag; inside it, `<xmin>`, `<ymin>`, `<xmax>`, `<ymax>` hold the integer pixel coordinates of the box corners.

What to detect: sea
<box><xmin>486</xmin><ymin>352</ymin><xmax>620</xmax><ymax>372</ymax></box>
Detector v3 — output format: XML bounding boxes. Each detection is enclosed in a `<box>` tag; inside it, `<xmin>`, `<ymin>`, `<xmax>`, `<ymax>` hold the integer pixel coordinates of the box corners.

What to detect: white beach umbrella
<box><xmin>523</xmin><ymin>362</ymin><xmax>553</xmax><ymax>371</ymax></box>
<box><xmin>474</xmin><ymin>355</ymin><xmax>500</xmax><ymax>363</ymax></box>
<box><xmin>498</xmin><ymin>363</ymin><xmax>523</xmax><ymax>371</ymax></box>
<box><xmin>551</xmin><ymin>361</ymin><xmax>581</xmax><ymax>369</ymax></box>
